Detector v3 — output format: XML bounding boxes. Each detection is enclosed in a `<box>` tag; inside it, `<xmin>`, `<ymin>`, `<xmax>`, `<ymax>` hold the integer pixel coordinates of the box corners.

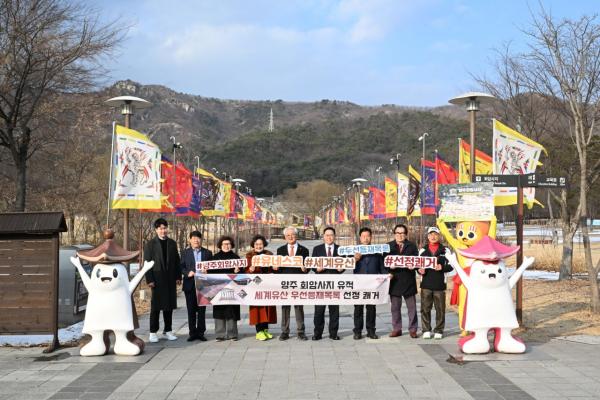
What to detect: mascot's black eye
<box><xmin>498</xmin><ymin>268</ymin><xmax>502</xmax><ymax>273</ymax></box>
<box><xmin>113</xmin><ymin>269</ymin><xmax>118</xmax><ymax>278</ymax></box>
<box><xmin>467</xmin><ymin>232</ymin><xmax>475</xmax><ymax>239</ymax></box>
<box><xmin>458</xmin><ymin>230</ymin><xmax>464</xmax><ymax>237</ymax></box>
<box><xmin>96</xmin><ymin>269</ymin><xmax>101</xmax><ymax>278</ymax></box>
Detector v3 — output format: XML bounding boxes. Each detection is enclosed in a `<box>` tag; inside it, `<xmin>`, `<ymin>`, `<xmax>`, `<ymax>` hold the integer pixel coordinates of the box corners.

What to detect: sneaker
<box><xmin>263</xmin><ymin>330</ymin><xmax>273</xmax><ymax>339</ymax></box>
<box><xmin>422</xmin><ymin>332</ymin><xmax>432</xmax><ymax>339</ymax></box>
<box><xmin>164</xmin><ymin>331</ymin><xmax>178</xmax><ymax>341</ymax></box>
<box><xmin>434</xmin><ymin>333</ymin><xmax>443</xmax><ymax>340</ymax></box>
<box><xmin>256</xmin><ymin>331</ymin><xmax>268</xmax><ymax>341</ymax></box>
<box><xmin>148</xmin><ymin>332</ymin><xmax>159</xmax><ymax>343</ymax></box>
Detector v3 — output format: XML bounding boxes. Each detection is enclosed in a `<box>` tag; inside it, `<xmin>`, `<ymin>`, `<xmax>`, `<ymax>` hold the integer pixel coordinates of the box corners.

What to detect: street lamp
<box><xmin>375</xmin><ymin>166</ymin><xmax>383</xmax><ymax>189</ymax></box>
<box><xmin>193</xmin><ymin>156</ymin><xmax>200</xmax><ymax>177</ymax></box>
<box><xmin>105</xmin><ymin>95</ymin><xmax>151</xmax><ymax>347</ymax></box>
<box><xmin>449</xmin><ymin>92</ymin><xmax>495</xmax><ymax>181</ymax></box>
<box><xmin>231</xmin><ymin>178</ymin><xmax>246</xmax><ymax>251</ymax></box>
<box><xmin>390</xmin><ymin>153</ymin><xmax>401</xmax><ymax>170</ymax></box>
<box><xmin>351</xmin><ymin>178</ymin><xmax>368</xmax><ymax>240</ymax></box>
<box><xmin>169</xmin><ymin>136</ymin><xmax>183</xmax><ymax>243</ymax></box>
<box><xmin>105</xmin><ymin>95</ymin><xmax>152</xmax><ymax>251</ymax></box>
<box><xmin>418</xmin><ymin>133</ymin><xmax>429</xmax><ymax>246</ymax></box>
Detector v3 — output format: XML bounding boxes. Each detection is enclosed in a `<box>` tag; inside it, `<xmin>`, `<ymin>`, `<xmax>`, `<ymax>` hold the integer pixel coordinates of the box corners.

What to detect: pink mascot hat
<box><xmin>457</xmin><ymin>236</ymin><xmax>519</xmax><ymax>262</ymax></box>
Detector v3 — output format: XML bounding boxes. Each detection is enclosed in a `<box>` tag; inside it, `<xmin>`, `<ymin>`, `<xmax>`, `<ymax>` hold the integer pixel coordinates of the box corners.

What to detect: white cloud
<box><xmin>332</xmin><ymin>0</ymin><xmax>429</xmax><ymax>43</ymax></box>
<box><xmin>430</xmin><ymin>39</ymin><xmax>472</xmax><ymax>53</ymax></box>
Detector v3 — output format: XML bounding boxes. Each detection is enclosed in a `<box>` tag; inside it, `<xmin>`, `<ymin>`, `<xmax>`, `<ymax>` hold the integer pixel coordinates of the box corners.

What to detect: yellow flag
<box><xmin>111</xmin><ymin>125</ymin><xmax>161</xmax><ymax>209</ymax></box>
<box><xmin>385</xmin><ymin>177</ymin><xmax>398</xmax><ymax>218</ymax></box>
<box><xmin>458</xmin><ymin>138</ymin><xmax>493</xmax><ymax>183</ymax></box>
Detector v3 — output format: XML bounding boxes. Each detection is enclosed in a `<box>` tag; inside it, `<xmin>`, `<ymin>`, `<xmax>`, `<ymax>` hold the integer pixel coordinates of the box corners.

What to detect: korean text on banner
<box><xmin>195</xmin><ymin>274</ymin><xmax>390</xmax><ymax>306</ymax></box>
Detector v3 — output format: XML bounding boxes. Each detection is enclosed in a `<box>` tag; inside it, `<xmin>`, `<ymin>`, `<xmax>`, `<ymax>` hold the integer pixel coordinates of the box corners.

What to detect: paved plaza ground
<box><xmin>1</xmin><ymin>241</ymin><xmax>600</xmax><ymax>399</ymax></box>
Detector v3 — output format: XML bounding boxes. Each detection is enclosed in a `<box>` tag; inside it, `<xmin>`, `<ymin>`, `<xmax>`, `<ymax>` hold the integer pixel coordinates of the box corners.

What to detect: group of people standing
<box><xmin>143</xmin><ymin>217</ymin><xmax>453</xmax><ymax>343</ymax></box>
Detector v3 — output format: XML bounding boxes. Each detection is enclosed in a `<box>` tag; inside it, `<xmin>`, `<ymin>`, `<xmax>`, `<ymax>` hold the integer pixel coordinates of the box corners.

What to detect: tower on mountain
<box><xmin>268</xmin><ymin>108</ymin><xmax>274</xmax><ymax>132</ymax></box>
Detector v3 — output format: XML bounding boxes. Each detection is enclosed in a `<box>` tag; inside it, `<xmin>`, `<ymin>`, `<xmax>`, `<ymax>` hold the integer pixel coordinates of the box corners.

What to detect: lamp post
<box><xmin>105</xmin><ymin>95</ymin><xmax>152</xmax><ymax>251</ymax></box>
<box><xmin>418</xmin><ymin>133</ymin><xmax>429</xmax><ymax>245</ymax></box>
<box><xmin>232</xmin><ymin>178</ymin><xmax>246</xmax><ymax>252</ymax></box>
<box><xmin>390</xmin><ymin>153</ymin><xmax>401</xmax><ymax>224</ymax></box>
<box><xmin>169</xmin><ymin>136</ymin><xmax>183</xmax><ymax>244</ymax></box>
<box><xmin>193</xmin><ymin>156</ymin><xmax>200</xmax><ymax>177</ymax></box>
<box><xmin>375</xmin><ymin>166</ymin><xmax>383</xmax><ymax>189</ymax></box>
<box><xmin>449</xmin><ymin>92</ymin><xmax>495</xmax><ymax>181</ymax></box>
<box><xmin>352</xmin><ymin>178</ymin><xmax>367</xmax><ymax>240</ymax></box>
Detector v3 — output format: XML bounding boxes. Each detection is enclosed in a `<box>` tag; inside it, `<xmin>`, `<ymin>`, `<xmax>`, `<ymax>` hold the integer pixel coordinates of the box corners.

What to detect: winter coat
<box><xmin>144</xmin><ymin>236</ymin><xmax>181</xmax><ymax>310</ymax></box>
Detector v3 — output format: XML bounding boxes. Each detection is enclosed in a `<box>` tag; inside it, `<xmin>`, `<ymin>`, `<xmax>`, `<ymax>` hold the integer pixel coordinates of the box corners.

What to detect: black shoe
<box><xmin>353</xmin><ymin>333</ymin><xmax>362</xmax><ymax>340</ymax></box>
<box><xmin>279</xmin><ymin>333</ymin><xmax>290</xmax><ymax>341</ymax></box>
<box><xmin>230</xmin><ymin>337</ymin><xmax>238</xmax><ymax>341</ymax></box>
<box><xmin>187</xmin><ymin>335</ymin><xmax>197</xmax><ymax>342</ymax></box>
<box><xmin>216</xmin><ymin>337</ymin><xmax>225</xmax><ymax>342</ymax></box>
<box><xmin>367</xmin><ymin>333</ymin><xmax>379</xmax><ymax>339</ymax></box>
<box><xmin>312</xmin><ymin>335</ymin><xmax>322</xmax><ymax>341</ymax></box>
<box><xmin>197</xmin><ymin>335</ymin><xmax>207</xmax><ymax>342</ymax></box>
<box><xmin>297</xmin><ymin>333</ymin><xmax>308</xmax><ymax>341</ymax></box>
<box><xmin>330</xmin><ymin>335</ymin><xmax>341</xmax><ymax>340</ymax></box>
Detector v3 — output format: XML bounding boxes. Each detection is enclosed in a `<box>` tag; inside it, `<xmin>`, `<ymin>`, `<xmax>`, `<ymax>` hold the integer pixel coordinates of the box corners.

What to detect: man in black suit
<box><xmin>180</xmin><ymin>230</ymin><xmax>212</xmax><ymax>342</ymax></box>
<box><xmin>144</xmin><ymin>218</ymin><xmax>181</xmax><ymax>343</ymax></box>
<box><xmin>312</xmin><ymin>227</ymin><xmax>344</xmax><ymax>340</ymax></box>
<box><xmin>276</xmin><ymin>226</ymin><xmax>309</xmax><ymax>341</ymax></box>
<box><xmin>353</xmin><ymin>227</ymin><xmax>386</xmax><ymax>340</ymax></box>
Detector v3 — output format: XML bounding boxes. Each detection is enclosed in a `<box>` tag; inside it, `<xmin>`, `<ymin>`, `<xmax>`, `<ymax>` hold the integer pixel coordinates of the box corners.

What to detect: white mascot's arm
<box><xmin>129</xmin><ymin>260</ymin><xmax>154</xmax><ymax>294</ymax></box>
<box><xmin>509</xmin><ymin>256</ymin><xmax>535</xmax><ymax>289</ymax></box>
<box><xmin>70</xmin><ymin>256</ymin><xmax>92</xmax><ymax>290</ymax></box>
<box><xmin>444</xmin><ymin>248</ymin><xmax>472</xmax><ymax>291</ymax></box>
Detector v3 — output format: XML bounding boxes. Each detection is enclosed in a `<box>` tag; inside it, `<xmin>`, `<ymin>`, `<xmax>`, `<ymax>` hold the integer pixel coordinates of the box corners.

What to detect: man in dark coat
<box><xmin>276</xmin><ymin>226</ymin><xmax>309</xmax><ymax>341</ymax></box>
<box><xmin>144</xmin><ymin>218</ymin><xmax>181</xmax><ymax>343</ymax></box>
<box><xmin>386</xmin><ymin>224</ymin><xmax>419</xmax><ymax>338</ymax></box>
<box><xmin>180</xmin><ymin>230</ymin><xmax>212</xmax><ymax>342</ymax></box>
<box><xmin>312</xmin><ymin>226</ymin><xmax>344</xmax><ymax>341</ymax></box>
<box><xmin>418</xmin><ymin>227</ymin><xmax>453</xmax><ymax>339</ymax></box>
<box><xmin>353</xmin><ymin>227</ymin><xmax>386</xmax><ymax>340</ymax></box>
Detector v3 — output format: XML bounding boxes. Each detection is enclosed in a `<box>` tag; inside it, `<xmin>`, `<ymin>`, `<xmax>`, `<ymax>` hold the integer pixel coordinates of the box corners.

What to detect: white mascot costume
<box><xmin>444</xmin><ymin>236</ymin><xmax>535</xmax><ymax>354</ymax></box>
<box><xmin>70</xmin><ymin>230</ymin><xmax>153</xmax><ymax>356</ymax></box>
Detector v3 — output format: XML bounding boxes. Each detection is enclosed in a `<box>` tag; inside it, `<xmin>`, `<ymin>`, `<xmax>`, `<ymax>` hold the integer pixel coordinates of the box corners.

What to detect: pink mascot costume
<box><xmin>444</xmin><ymin>236</ymin><xmax>535</xmax><ymax>354</ymax></box>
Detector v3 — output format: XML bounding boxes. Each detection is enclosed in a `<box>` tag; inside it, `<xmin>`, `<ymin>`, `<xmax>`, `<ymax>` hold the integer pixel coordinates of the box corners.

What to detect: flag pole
<box><xmin>106</xmin><ymin>121</ymin><xmax>116</xmax><ymax>228</ymax></box>
<box><xmin>434</xmin><ymin>149</ymin><xmax>439</xmax><ymax>217</ymax></box>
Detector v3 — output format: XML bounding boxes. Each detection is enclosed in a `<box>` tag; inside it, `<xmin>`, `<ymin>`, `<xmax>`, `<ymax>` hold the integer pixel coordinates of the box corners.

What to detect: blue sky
<box><xmin>92</xmin><ymin>0</ymin><xmax>599</xmax><ymax>106</ymax></box>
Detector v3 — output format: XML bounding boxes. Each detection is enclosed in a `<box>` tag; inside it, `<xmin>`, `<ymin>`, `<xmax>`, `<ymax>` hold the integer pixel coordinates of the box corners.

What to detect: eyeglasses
<box><xmin>394</xmin><ymin>231</ymin><xmax>407</xmax><ymax>235</ymax></box>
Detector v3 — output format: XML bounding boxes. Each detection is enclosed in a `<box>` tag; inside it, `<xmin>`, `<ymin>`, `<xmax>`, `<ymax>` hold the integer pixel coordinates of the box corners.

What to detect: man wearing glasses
<box><xmin>387</xmin><ymin>224</ymin><xmax>419</xmax><ymax>338</ymax></box>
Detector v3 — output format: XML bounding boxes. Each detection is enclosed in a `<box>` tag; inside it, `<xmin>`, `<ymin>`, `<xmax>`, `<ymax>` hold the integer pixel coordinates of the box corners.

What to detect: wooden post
<box><xmin>44</xmin><ymin>234</ymin><xmax>60</xmax><ymax>353</ymax></box>
<box><xmin>516</xmin><ymin>185</ymin><xmax>524</xmax><ymax>324</ymax></box>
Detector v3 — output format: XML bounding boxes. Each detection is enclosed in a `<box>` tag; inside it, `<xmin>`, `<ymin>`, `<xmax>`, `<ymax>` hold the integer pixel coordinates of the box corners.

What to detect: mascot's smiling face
<box><xmin>470</xmin><ymin>259</ymin><xmax>507</xmax><ymax>289</ymax></box>
<box><xmin>90</xmin><ymin>263</ymin><xmax>128</xmax><ymax>292</ymax></box>
<box><xmin>456</xmin><ymin>221</ymin><xmax>490</xmax><ymax>246</ymax></box>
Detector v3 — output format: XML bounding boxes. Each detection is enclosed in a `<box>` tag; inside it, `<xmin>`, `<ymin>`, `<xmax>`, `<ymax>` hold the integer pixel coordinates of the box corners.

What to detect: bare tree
<box><xmin>484</xmin><ymin>9</ymin><xmax>600</xmax><ymax>311</ymax></box>
<box><xmin>281</xmin><ymin>179</ymin><xmax>344</xmax><ymax>233</ymax></box>
<box><xmin>475</xmin><ymin>43</ymin><xmax>581</xmax><ymax>280</ymax></box>
<box><xmin>0</xmin><ymin>0</ymin><xmax>125</xmax><ymax>211</ymax></box>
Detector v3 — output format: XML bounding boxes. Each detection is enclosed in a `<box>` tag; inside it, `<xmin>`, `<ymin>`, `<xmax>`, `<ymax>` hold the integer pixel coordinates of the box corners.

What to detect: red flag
<box><xmin>370</xmin><ymin>187</ymin><xmax>386</xmax><ymax>219</ymax></box>
<box><xmin>435</xmin><ymin>154</ymin><xmax>458</xmax><ymax>184</ymax></box>
<box><xmin>434</xmin><ymin>153</ymin><xmax>458</xmax><ymax>207</ymax></box>
<box><xmin>143</xmin><ymin>156</ymin><xmax>192</xmax><ymax>214</ymax></box>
